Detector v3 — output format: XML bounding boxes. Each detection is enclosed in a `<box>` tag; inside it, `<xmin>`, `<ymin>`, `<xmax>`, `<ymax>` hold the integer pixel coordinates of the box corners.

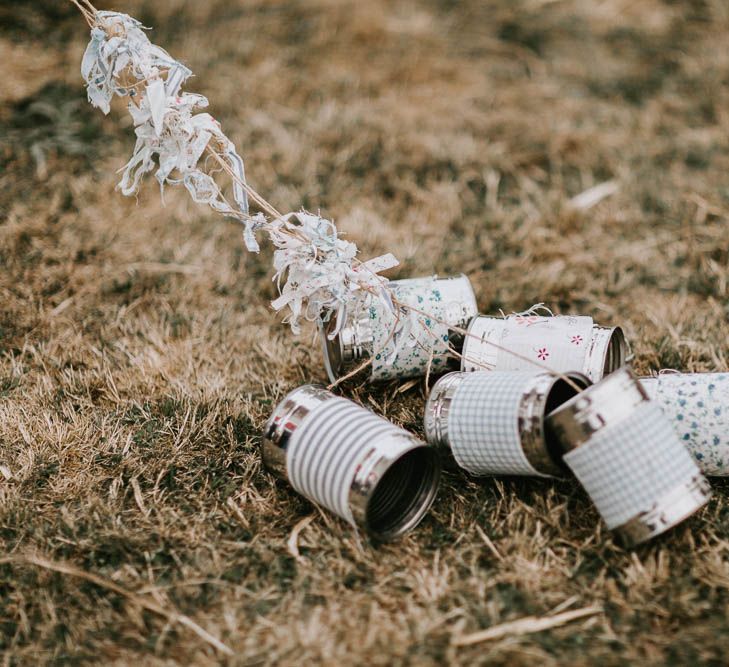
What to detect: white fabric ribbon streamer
<box><xmin>80</xmin><ymin>11</ymin><xmax>399</xmax><ymax>336</ymax></box>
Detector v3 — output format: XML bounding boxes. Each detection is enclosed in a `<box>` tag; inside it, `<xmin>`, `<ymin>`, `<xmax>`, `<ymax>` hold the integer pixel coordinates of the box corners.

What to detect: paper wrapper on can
<box><xmin>547</xmin><ymin>367</ymin><xmax>711</xmax><ymax>546</ymax></box>
<box><xmin>641</xmin><ymin>373</ymin><xmax>729</xmax><ymax>476</ymax></box>
<box><xmin>424</xmin><ymin>370</ymin><xmax>591</xmax><ymax>478</ymax></box>
<box><xmin>462</xmin><ymin>314</ymin><xmax>627</xmax><ymax>382</ymax></box>
<box><xmin>262</xmin><ymin>385</ymin><xmax>440</xmax><ymax>540</ymax></box>
<box><xmin>370</xmin><ymin>278</ymin><xmax>451</xmax><ymax>381</ymax></box>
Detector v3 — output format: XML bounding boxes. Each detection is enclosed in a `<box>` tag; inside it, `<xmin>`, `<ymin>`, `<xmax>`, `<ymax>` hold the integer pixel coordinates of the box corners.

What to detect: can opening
<box><xmin>365</xmin><ymin>446</ymin><xmax>440</xmax><ymax>541</ymax></box>
<box><xmin>603</xmin><ymin>327</ymin><xmax>627</xmax><ymax>377</ymax></box>
<box><xmin>544</xmin><ymin>376</ymin><xmax>589</xmax><ymax>468</ymax></box>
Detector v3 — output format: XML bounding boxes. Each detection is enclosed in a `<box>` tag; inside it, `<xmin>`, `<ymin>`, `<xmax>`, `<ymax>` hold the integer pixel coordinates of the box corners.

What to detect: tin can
<box><xmin>461</xmin><ymin>314</ymin><xmax>628</xmax><ymax>382</ymax></box>
<box><xmin>321</xmin><ymin>274</ymin><xmax>478</xmax><ymax>383</ymax></box>
<box><xmin>641</xmin><ymin>372</ymin><xmax>729</xmax><ymax>476</ymax></box>
<box><xmin>424</xmin><ymin>370</ymin><xmax>592</xmax><ymax>477</ymax></box>
<box><xmin>545</xmin><ymin>366</ymin><xmax>711</xmax><ymax>546</ymax></box>
<box><xmin>262</xmin><ymin>385</ymin><xmax>441</xmax><ymax>540</ymax></box>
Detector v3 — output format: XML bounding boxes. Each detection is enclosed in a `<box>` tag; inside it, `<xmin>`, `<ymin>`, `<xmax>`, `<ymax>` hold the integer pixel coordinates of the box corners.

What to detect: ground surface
<box><xmin>2</xmin><ymin>0</ymin><xmax>729</xmax><ymax>664</ymax></box>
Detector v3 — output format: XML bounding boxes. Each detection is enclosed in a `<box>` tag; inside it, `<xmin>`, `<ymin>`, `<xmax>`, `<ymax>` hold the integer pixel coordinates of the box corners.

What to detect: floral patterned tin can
<box><xmin>545</xmin><ymin>366</ymin><xmax>711</xmax><ymax>546</ymax></box>
<box><xmin>461</xmin><ymin>314</ymin><xmax>628</xmax><ymax>382</ymax></box>
<box><xmin>424</xmin><ymin>370</ymin><xmax>592</xmax><ymax>477</ymax></box>
<box><xmin>640</xmin><ymin>372</ymin><xmax>729</xmax><ymax>476</ymax></box>
<box><xmin>321</xmin><ymin>274</ymin><xmax>478</xmax><ymax>383</ymax></box>
<box><xmin>262</xmin><ymin>385</ymin><xmax>441</xmax><ymax>540</ymax></box>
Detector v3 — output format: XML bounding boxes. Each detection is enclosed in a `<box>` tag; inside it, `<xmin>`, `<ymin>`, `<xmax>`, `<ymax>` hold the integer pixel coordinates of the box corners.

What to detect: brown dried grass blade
<box><xmin>452</xmin><ymin>605</ymin><xmax>602</xmax><ymax>647</ymax></box>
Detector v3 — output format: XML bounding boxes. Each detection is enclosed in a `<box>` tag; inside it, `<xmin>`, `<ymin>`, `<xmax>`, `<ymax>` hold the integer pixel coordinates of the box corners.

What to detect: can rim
<box><xmin>519</xmin><ymin>371</ymin><xmax>592</xmax><ymax>477</ymax></box>
<box><xmin>261</xmin><ymin>384</ymin><xmax>333</xmax><ymax>478</ymax></box>
<box><xmin>584</xmin><ymin>325</ymin><xmax>628</xmax><ymax>382</ymax></box>
<box><xmin>460</xmin><ymin>316</ymin><xmax>502</xmax><ymax>372</ymax></box>
<box><xmin>545</xmin><ymin>365</ymin><xmax>647</xmax><ymax>452</ymax></box>
<box><xmin>320</xmin><ymin>319</ymin><xmax>344</xmax><ymax>384</ymax></box>
<box><xmin>612</xmin><ymin>474</ymin><xmax>711</xmax><ymax>547</ymax></box>
<box><xmin>423</xmin><ymin>371</ymin><xmax>467</xmax><ymax>449</ymax></box>
<box><xmin>349</xmin><ymin>435</ymin><xmax>441</xmax><ymax>540</ymax></box>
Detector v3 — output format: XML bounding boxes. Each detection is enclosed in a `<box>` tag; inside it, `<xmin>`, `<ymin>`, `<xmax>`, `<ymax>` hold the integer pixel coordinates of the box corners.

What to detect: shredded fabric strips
<box><xmin>80</xmin><ymin>11</ymin><xmax>399</xmax><ymax>335</ymax></box>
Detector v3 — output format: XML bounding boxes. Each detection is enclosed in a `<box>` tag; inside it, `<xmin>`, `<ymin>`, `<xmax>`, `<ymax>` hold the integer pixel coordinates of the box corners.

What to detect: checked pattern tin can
<box><xmin>262</xmin><ymin>385</ymin><xmax>441</xmax><ymax>540</ymax></box>
<box><xmin>424</xmin><ymin>370</ymin><xmax>592</xmax><ymax>477</ymax></box>
<box><xmin>461</xmin><ymin>314</ymin><xmax>628</xmax><ymax>382</ymax></box>
<box><xmin>546</xmin><ymin>367</ymin><xmax>711</xmax><ymax>546</ymax></box>
<box><xmin>321</xmin><ymin>274</ymin><xmax>478</xmax><ymax>383</ymax></box>
<box><xmin>641</xmin><ymin>372</ymin><xmax>729</xmax><ymax>476</ymax></box>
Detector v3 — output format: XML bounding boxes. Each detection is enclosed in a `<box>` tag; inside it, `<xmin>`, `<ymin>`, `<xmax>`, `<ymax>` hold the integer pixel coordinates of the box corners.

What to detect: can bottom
<box><xmin>365</xmin><ymin>446</ymin><xmax>441</xmax><ymax>541</ymax></box>
<box><xmin>613</xmin><ymin>474</ymin><xmax>711</xmax><ymax>547</ymax></box>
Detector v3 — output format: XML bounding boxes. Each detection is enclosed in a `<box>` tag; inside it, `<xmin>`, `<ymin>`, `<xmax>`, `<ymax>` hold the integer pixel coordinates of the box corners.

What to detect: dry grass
<box><xmin>3</xmin><ymin>0</ymin><xmax>729</xmax><ymax>664</ymax></box>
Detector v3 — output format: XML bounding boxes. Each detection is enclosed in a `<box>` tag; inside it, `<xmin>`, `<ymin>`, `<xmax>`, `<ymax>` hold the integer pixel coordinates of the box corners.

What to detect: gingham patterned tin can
<box><xmin>321</xmin><ymin>274</ymin><xmax>478</xmax><ymax>383</ymax></box>
<box><xmin>461</xmin><ymin>314</ymin><xmax>628</xmax><ymax>382</ymax></box>
<box><xmin>423</xmin><ymin>370</ymin><xmax>592</xmax><ymax>477</ymax></box>
<box><xmin>641</xmin><ymin>372</ymin><xmax>729</xmax><ymax>476</ymax></box>
<box><xmin>545</xmin><ymin>366</ymin><xmax>711</xmax><ymax>546</ymax></box>
<box><xmin>262</xmin><ymin>385</ymin><xmax>441</xmax><ymax>540</ymax></box>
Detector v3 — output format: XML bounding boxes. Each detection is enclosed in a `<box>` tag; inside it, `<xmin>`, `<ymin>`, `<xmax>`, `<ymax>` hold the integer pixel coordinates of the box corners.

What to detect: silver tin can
<box><xmin>641</xmin><ymin>373</ymin><xmax>729</xmax><ymax>476</ymax></box>
<box><xmin>262</xmin><ymin>385</ymin><xmax>441</xmax><ymax>540</ymax></box>
<box><xmin>546</xmin><ymin>367</ymin><xmax>711</xmax><ymax>546</ymax></box>
<box><xmin>424</xmin><ymin>370</ymin><xmax>592</xmax><ymax>477</ymax></box>
<box><xmin>321</xmin><ymin>274</ymin><xmax>478</xmax><ymax>383</ymax></box>
<box><xmin>461</xmin><ymin>314</ymin><xmax>628</xmax><ymax>382</ymax></box>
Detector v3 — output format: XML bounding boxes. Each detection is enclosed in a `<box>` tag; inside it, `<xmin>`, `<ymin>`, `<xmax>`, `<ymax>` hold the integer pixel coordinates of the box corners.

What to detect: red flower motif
<box><xmin>514</xmin><ymin>315</ymin><xmax>540</xmax><ymax>326</ymax></box>
<box><xmin>570</xmin><ymin>334</ymin><xmax>583</xmax><ymax>345</ymax></box>
<box><xmin>537</xmin><ymin>347</ymin><xmax>549</xmax><ymax>360</ymax></box>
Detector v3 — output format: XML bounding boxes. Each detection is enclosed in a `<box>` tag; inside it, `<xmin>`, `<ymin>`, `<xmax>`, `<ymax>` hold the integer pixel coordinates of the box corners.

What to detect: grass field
<box><xmin>3</xmin><ymin>0</ymin><xmax>729</xmax><ymax>664</ymax></box>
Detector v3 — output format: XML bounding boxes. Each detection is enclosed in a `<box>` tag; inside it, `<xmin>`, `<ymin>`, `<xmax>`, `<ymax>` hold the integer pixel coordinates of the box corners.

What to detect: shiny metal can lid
<box><xmin>263</xmin><ymin>385</ymin><xmax>441</xmax><ymax>541</ymax></box>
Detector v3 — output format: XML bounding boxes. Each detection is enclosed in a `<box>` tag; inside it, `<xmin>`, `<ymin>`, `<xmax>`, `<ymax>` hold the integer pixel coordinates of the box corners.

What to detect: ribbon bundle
<box><xmin>79</xmin><ymin>8</ymin><xmax>399</xmax><ymax>338</ymax></box>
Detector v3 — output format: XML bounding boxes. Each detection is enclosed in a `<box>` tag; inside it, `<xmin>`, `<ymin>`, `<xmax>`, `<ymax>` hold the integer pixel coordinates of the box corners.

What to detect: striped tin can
<box><xmin>262</xmin><ymin>385</ymin><xmax>441</xmax><ymax>540</ymax></box>
<box><xmin>321</xmin><ymin>274</ymin><xmax>478</xmax><ymax>383</ymax></box>
<box><xmin>423</xmin><ymin>370</ymin><xmax>592</xmax><ymax>477</ymax></box>
<box><xmin>461</xmin><ymin>314</ymin><xmax>628</xmax><ymax>382</ymax></box>
<box><xmin>546</xmin><ymin>366</ymin><xmax>711</xmax><ymax>546</ymax></box>
<box><xmin>641</xmin><ymin>372</ymin><xmax>729</xmax><ymax>476</ymax></box>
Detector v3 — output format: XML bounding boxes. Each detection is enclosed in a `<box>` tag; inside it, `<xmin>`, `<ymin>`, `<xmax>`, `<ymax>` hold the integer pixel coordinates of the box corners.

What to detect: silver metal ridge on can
<box><xmin>262</xmin><ymin>385</ymin><xmax>441</xmax><ymax>540</ymax></box>
<box><xmin>641</xmin><ymin>372</ymin><xmax>729</xmax><ymax>476</ymax></box>
<box><xmin>461</xmin><ymin>314</ymin><xmax>628</xmax><ymax>382</ymax></box>
<box><xmin>545</xmin><ymin>366</ymin><xmax>711</xmax><ymax>547</ymax></box>
<box><xmin>424</xmin><ymin>370</ymin><xmax>592</xmax><ymax>478</ymax></box>
<box><xmin>321</xmin><ymin>274</ymin><xmax>478</xmax><ymax>383</ymax></box>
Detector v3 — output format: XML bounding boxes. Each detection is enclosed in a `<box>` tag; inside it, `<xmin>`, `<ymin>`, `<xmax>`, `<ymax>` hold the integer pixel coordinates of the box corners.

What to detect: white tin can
<box><xmin>321</xmin><ymin>274</ymin><xmax>478</xmax><ymax>383</ymax></box>
<box><xmin>641</xmin><ymin>372</ymin><xmax>729</xmax><ymax>476</ymax></box>
<box><xmin>424</xmin><ymin>370</ymin><xmax>591</xmax><ymax>477</ymax></box>
<box><xmin>461</xmin><ymin>314</ymin><xmax>628</xmax><ymax>382</ymax></box>
<box><xmin>546</xmin><ymin>367</ymin><xmax>711</xmax><ymax>546</ymax></box>
<box><xmin>262</xmin><ymin>385</ymin><xmax>441</xmax><ymax>540</ymax></box>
